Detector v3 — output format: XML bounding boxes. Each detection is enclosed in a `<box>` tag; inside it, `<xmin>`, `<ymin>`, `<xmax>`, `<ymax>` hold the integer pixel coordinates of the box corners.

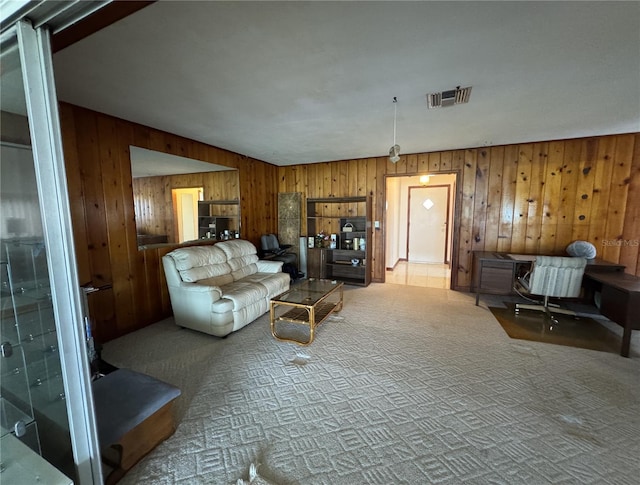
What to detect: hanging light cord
<box><xmin>393</xmin><ymin>97</ymin><xmax>398</xmax><ymax>145</ymax></box>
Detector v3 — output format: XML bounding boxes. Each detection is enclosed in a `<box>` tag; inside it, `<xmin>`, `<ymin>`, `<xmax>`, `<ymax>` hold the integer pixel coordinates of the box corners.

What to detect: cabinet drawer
<box><xmin>480</xmin><ymin>267</ymin><xmax>514</xmax><ymax>293</ymax></box>
<box><xmin>482</xmin><ymin>260</ymin><xmax>513</xmax><ymax>270</ymax></box>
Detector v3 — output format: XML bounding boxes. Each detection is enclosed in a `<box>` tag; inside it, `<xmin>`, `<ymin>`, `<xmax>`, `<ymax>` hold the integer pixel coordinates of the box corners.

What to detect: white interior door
<box><xmin>179</xmin><ymin>193</ymin><xmax>197</xmax><ymax>242</ymax></box>
<box><xmin>408</xmin><ymin>186</ymin><xmax>449</xmax><ymax>263</ymax></box>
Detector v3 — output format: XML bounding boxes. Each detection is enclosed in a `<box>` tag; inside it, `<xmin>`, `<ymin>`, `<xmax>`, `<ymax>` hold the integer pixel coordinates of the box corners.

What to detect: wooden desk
<box><xmin>472</xmin><ymin>251</ymin><xmax>625</xmax><ymax>306</ymax></box>
<box><xmin>583</xmin><ymin>272</ymin><xmax>640</xmax><ymax>358</ymax></box>
<box><xmin>473</xmin><ymin>251</ymin><xmax>638</xmax><ymax>357</ymax></box>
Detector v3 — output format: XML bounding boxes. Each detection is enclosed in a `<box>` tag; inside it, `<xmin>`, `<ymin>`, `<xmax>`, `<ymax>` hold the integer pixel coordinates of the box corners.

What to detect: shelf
<box><xmin>306</xmin><ymin>196</ymin><xmax>371</xmax><ymax>286</ymax></box>
<box><xmin>0</xmin><ymin>397</ymin><xmax>35</xmax><ymax>439</ymax></box>
<box><xmin>198</xmin><ymin>199</ymin><xmax>239</xmax><ymax>205</ymax></box>
<box><xmin>197</xmin><ymin>201</ymin><xmax>240</xmax><ymax>239</ymax></box>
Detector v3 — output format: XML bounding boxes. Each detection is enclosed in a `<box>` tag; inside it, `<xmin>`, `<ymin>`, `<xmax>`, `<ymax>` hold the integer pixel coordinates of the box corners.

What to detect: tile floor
<box><xmin>385</xmin><ymin>260</ymin><xmax>451</xmax><ymax>289</ymax></box>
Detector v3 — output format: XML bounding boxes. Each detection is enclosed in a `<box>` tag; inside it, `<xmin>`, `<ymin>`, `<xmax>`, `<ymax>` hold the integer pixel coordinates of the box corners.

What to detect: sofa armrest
<box><xmin>257</xmin><ymin>260</ymin><xmax>284</xmax><ymax>273</ymax></box>
<box><xmin>178</xmin><ymin>282</ymin><xmax>223</xmax><ymax>301</ymax></box>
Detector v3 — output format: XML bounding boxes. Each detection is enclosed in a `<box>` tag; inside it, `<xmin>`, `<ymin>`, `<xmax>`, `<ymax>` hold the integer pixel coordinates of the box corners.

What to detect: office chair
<box><xmin>515</xmin><ymin>256</ymin><xmax>587</xmax><ymax>321</ymax></box>
<box><xmin>260</xmin><ymin>234</ymin><xmax>301</xmax><ymax>279</ymax></box>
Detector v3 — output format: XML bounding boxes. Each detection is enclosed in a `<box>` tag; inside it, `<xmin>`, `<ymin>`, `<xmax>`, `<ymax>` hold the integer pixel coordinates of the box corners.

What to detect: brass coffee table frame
<box><xmin>270</xmin><ymin>279</ymin><xmax>344</xmax><ymax>345</ymax></box>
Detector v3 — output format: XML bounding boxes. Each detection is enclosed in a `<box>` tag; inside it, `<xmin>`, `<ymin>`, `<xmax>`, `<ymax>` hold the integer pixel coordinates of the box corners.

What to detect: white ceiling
<box><xmin>52</xmin><ymin>1</ymin><xmax>640</xmax><ymax>166</ymax></box>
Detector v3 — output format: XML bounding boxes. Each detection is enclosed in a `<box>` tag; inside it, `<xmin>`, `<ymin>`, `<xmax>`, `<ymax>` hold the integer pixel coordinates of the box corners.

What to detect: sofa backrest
<box><xmin>216</xmin><ymin>240</ymin><xmax>259</xmax><ymax>281</ymax></box>
<box><xmin>164</xmin><ymin>240</ymin><xmax>262</xmax><ymax>285</ymax></box>
<box><xmin>166</xmin><ymin>245</ymin><xmax>233</xmax><ymax>286</ymax></box>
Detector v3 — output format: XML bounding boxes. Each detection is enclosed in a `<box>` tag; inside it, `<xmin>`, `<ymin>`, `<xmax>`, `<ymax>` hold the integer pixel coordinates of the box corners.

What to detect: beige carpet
<box><xmin>102</xmin><ymin>283</ymin><xmax>640</xmax><ymax>484</ymax></box>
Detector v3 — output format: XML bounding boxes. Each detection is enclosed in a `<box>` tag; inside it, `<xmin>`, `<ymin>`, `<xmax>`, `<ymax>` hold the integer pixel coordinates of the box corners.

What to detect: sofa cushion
<box><xmin>198</xmin><ymin>274</ymin><xmax>234</xmax><ymax>288</ymax></box>
<box><xmin>230</xmin><ymin>260</ymin><xmax>259</xmax><ymax>281</ymax></box>
<box><xmin>243</xmin><ymin>272</ymin><xmax>290</xmax><ymax>297</ymax></box>
<box><xmin>169</xmin><ymin>245</ymin><xmax>230</xmax><ymax>283</ymax></box>
<box><xmin>216</xmin><ymin>239</ymin><xmax>256</xmax><ymax>259</ymax></box>
<box><xmin>217</xmin><ymin>240</ymin><xmax>261</xmax><ymax>280</ymax></box>
<box><xmin>216</xmin><ymin>279</ymin><xmax>268</xmax><ymax>311</ymax></box>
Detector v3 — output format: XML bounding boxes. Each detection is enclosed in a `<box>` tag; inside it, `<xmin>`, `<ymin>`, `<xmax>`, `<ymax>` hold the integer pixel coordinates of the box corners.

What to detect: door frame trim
<box><xmin>406</xmin><ymin>184</ymin><xmax>451</xmax><ymax>263</ymax></box>
<box><xmin>383</xmin><ymin>170</ymin><xmax>462</xmax><ymax>289</ymax></box>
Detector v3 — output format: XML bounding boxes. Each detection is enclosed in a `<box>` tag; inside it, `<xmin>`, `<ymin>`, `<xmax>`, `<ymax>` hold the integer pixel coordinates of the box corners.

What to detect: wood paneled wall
<box><xmin>60</xmin><ymin>103</ymin><xmax>278</xmax><ymax>342</ymax></box>
<box><xmin>60</xmin><ymin>100</ymin><xmax>639</xmax><ymax>341</ymax></box>
<box><xmin>133</xmin><ymin>170</ymin><xmax>239</xmax><ymax>242</ymax></box>
<box><xmin>277</xmin><ymin>134</ymin><xmax>640</xmax><ymax>289</ymax></box>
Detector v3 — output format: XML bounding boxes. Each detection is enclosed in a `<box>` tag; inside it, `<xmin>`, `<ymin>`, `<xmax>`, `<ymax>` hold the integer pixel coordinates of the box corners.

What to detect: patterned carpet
<box><xmin>102</xmin><ymin>283</ymin><xmax>640</xmax><ymax>484</ymax></box>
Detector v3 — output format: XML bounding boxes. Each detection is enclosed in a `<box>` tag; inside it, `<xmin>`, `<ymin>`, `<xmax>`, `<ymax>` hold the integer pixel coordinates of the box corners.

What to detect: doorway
<box><xmin>408</xmin><ymin>185</ymin><xmax>450</xmax><ymax>263</ymax></box>
<box><xmin>384</xmin><ymin>173</ymin><xmax>457</xmax><ymax>289</ymax></box>
<box><xmin>172</xmin><ymin>187</ymin><xmax>202</xmax><ymax>243</ymax></box>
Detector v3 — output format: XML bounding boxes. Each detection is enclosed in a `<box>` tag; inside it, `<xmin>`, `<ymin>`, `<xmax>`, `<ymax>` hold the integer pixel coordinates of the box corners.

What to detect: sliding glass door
<box><xmin>1</xmin><ymin>20</ymin><xmax>101</xmax><ymax>484</ymax></box>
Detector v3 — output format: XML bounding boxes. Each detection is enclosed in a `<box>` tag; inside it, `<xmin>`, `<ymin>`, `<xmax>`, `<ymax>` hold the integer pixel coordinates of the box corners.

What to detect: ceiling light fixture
<box><xmin>389</xmin><ymin>97</ymin><xmax>400</xmax><ymax>163</ymax></box>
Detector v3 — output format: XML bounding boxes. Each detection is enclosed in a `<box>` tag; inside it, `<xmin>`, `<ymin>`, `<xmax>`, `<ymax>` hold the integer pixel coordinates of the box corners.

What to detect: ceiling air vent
<box><xmin>427</xmin><ymin>86</ymin><xmax>472</xmax><ymax>109</ymax></box>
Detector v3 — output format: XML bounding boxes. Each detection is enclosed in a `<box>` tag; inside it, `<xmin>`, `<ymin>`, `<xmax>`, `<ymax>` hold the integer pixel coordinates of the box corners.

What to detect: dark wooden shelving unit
<box><xmin>306</xmin><ymin>196</ymin><xmax>371</xmax><ymax>286</ymax></box>
<box><xmin>197</xmin><ymin>199</ymin><xmax>240</xmax><ymax>240</ymax></box>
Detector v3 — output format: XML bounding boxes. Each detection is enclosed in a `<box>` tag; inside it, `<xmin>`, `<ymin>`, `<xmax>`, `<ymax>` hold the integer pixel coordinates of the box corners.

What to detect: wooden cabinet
<box><xmin>307</xmin><ymin>248</ymin><xmax>327</xmax><ymax>279</ymax></box>
<box><xmin>306</xmin><ymin>196</ymin><xmax>371</xmax><ymax>286</ymax></box>
<box><xmin>197</xmin><ymin>200</ymin><xmax>240</xmax><ymax>240</ymax></box>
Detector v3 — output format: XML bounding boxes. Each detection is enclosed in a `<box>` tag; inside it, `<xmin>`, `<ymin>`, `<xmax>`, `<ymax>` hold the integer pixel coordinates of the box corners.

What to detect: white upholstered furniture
<box><xmin>162</xmin><ymin>240</ymin><xmax>290</xmax><ymax>336</ymax></box>
<box><xmin>515</xmin><ymin>255</ymin><xmax>587</xmax><ymax>320</ymax></box>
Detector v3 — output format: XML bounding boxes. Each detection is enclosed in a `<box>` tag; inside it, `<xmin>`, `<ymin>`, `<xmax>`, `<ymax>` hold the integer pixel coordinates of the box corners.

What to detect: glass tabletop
<box><xmin>273</xmin><ymin>279</ymin><xmax>342</xmax><ymax>305</ymax></box>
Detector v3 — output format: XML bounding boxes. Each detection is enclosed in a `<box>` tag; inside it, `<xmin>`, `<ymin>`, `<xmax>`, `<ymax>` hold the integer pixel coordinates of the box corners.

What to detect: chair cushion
<box><xmin>261</xmin><ymin>234</ymin><xmax>280</xmax><ymax>252</ymax></box>
<box><xmin>529</xmin><ymin>256</ymin><xmax>587</xmax><ymax>298</ymax></box>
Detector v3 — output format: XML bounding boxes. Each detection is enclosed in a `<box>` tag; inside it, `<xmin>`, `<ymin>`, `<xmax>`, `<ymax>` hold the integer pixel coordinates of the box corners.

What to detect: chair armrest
<box><xmin>257</xmin><ymin>260</ymin><xmax>284</xmax><ymax>273</ymax></box>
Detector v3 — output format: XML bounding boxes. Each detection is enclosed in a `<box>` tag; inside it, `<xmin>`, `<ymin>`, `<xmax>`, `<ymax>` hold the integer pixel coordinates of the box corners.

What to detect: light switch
<box><xmin>374</xmin><ymin>221</ymin><xmax>380</xmax><ymax>229</ymax></box>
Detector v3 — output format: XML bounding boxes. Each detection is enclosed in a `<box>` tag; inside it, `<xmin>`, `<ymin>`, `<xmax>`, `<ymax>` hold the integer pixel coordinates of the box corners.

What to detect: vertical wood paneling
<box><xmin>497</xmin><ymin>145</ymin><xmax>518</xmax><ymax>252</ymax></box>
<box><xmin>539</xmin><ymin>141</ymin><xmax>564</xmax><ymax>253</ymax></box>
<box><xmin>472</xmin><ymin>148</ymin><xmax>489</xmax><ymax>252</ymax></box>
<box><xmin>511</xmin><ymin>145</ymin><xmax>533</xmax><ymax>252</ymax></box>
<box><xmin>484</xmin><ymin>146</ymin><xmax>505</xmax><ymax>250</ymax></box>
<box><xmin>524</xmin><ymin>143</ymin><xmax>548</xmax><ymax>254</ymax></box>
<box><xmin>277</xmin><ymin>133</ymin><xmax>639</xmax><ymax>288</ymax></box>
<box><xmin>458</xmin><ymin>150</ymin><xmax>477</xmax><ymax>287</ymax></box>
<box><xmin>428</xmin><ymin>152</ymin><xmax>441</xmax><ymax>172</ymax></box>
<box><xmin>588</xmin><ymin>137</ymin><xmax>616</xmax><ymax>247</ymax></box>
<box><xmin>417</xmin><ymin>153</ymin><xmax>429</xmax><ymax>173</ymax></box>
<box><xmin>61</xmin><ymin>103</ymin><xmax>278</xmax><ymax>341</ymax></box>
<box><xmin>619</xmin><ymin>133</ymin><xmax>640</xmax><ymax>275</ymax></box>
<box><xmin>554</xmin><ymin>139</ymin><xmax>581</xmax><ymax>252</ymax></box>
<box><xmin>63</xmin><ymin>100</ymin><xmax>639</xmax><ymax>342</ymax></box>
<box><xmin>97</xmin><ymin>115</ymin><xmax>136</xmax><ymax>335</ymax></box>
<box><xmin>602</xmin><ymin>135</ymin><xmax>633</xmax><ymax>262</ymax></box>
<box><xmin>75</xmin><ymin>109</ymin><xmax>112</xmax><ymax>288</ymax></box>
<box><xmin>59</xmin><ymin>104</ymin><xmax>91</xmax><ymax>285</ymax></box>
<box><xmin>572</xmin><ymin>139</ymin><xmax>597</xmax><ymax>241</ymax></box>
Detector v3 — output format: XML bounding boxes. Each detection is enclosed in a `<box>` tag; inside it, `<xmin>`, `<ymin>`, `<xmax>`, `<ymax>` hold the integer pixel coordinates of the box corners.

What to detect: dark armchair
<box><xmin>260</xmin><ymin>234</ymin><xmax>302</xmax><ymax>280</ymax></box>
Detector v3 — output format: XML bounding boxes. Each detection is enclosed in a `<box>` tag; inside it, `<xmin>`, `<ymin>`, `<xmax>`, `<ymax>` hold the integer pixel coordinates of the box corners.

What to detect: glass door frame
<box><xmin>2</xmin><ymin>19</ymin><xmax>103</xmax><ymax>484</ymax></box>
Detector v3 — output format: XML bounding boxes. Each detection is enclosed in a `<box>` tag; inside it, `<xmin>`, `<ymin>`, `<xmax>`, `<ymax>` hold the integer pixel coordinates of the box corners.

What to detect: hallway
<box><xmin>385</xmin><ymin>261</ymin><xmax>451</xmax><ymax>289</ymax></box>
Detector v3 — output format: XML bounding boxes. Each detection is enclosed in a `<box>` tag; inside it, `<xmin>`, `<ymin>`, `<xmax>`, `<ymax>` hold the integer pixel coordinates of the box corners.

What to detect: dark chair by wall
<box><xmin>260</xmin><ymin>234</ymin><xmax>300</xmax><ymax>279</ymax></box>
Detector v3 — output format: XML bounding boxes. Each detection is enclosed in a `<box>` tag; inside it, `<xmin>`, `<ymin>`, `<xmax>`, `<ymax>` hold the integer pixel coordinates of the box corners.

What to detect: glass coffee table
<box><xmin>270</xmin><ymin>279</ymin><xmax>344</xmax><ymax>345</ymax></box>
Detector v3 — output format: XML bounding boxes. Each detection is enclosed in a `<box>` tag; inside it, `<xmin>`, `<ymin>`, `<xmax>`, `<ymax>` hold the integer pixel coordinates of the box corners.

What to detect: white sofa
<box><xmin>162</xmin><ymin>240</ymin><xmax>290</xmax><ymax>337</ymax></box>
